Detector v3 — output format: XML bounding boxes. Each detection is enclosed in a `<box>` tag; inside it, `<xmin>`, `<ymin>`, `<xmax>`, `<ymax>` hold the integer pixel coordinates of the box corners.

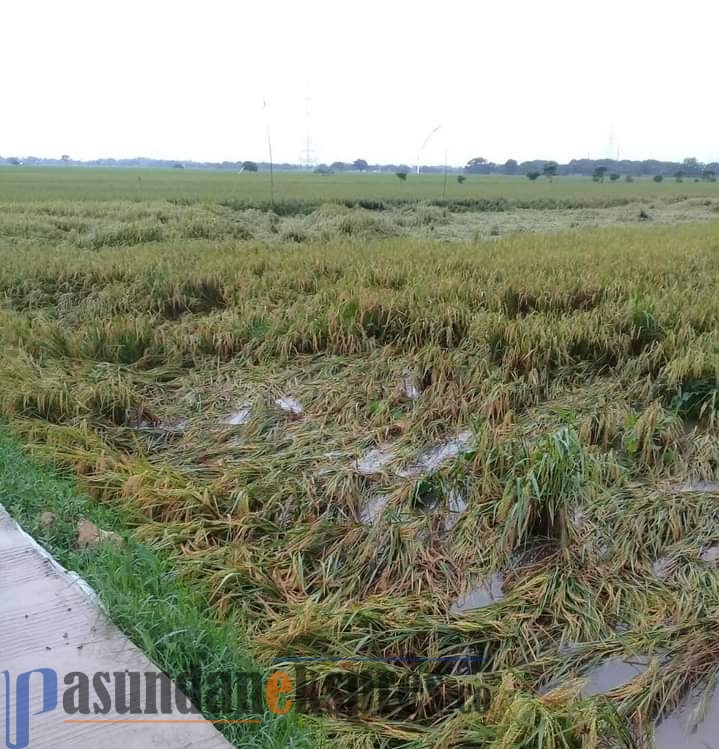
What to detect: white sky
<box><xmin>3</xmin><ymin>0</ymin><xmax>718</xmax><ymax>165</ymax></box>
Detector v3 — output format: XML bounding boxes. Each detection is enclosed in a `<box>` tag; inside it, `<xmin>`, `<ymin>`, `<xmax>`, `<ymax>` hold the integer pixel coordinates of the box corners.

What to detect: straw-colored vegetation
<box><xmin>3</xmin><ymin>170</ymin><xmax>719</xmax><ymax>747</ymax></box>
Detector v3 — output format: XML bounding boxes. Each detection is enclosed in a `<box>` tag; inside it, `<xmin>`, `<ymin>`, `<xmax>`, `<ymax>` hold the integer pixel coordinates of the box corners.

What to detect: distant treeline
<box><xmin>1</xmin><ymin>155</ymin><xmax>717</xmax><ymax>178</ymax></box>
<box><xmin>462</xmin><ymin>156</ymin><xmax>719</xmax><ymax>178</ymax></box>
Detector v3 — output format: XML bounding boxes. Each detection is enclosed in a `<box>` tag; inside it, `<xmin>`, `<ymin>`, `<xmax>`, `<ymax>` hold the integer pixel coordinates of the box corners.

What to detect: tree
<box><xmin>593</xmin><ymin>166</ymin><xmax>608</xmax><ymax>183</ymax></box>
<box><xmin>353</xmin><ymin>159</ymin><xmax>368</xmax><ymax>171</ymax></box>
<box><xmin>330</xmin><ymin>161</ymin><xmax>348</xmax><ymax>171</ymax></box>
<box><xmin>61</xmin><ymin>154</ymin><xmax>70</xmax><ymax>164</ymax></box>
<box><xmin>674</xmin><ymin>170</ymin><xmax>684</xmax><ymax>182</ymax></box>
<box><xmin>456</xmin><ymin>175</ymin><xmax>466</xmax><ymax>184</ymax></box>
<box><xmin>653</xmin><ymin>174</ymin><xmax>664</xmax><ymax>182</ymax></box>
<box><xmin>172</xmin><ymin>162</ymin><xmax>184</xmax><ymax>169</ymax></box>
<box><xmin>543</xmin><ymin>161</ymin><xmax>558</xmax><ymax>182</ymax></box>
<box><xmin>396</xmin><ymin>171</ymin><xmax>407</xmax><ymax>181</ymax></box>
<box><xmin>8</xmin><ymin>157</ymin><xmax>20</xmax><ymax>166</ymax></box>
<box><xmin>314</xmin><ymin>164</ymin><xmax>332</xmax><ymax>175</ymax></box>
<box><xmin>241</xmin><ymin>161</ymin><xmax>258</xmax><ymax>172</ymax></box>
<box><xmin>504</xmin><ymin>159</ymin><xmax>518</xmax><ymax>175</ymax></box>
<box><xmin>625</xmin><ymin>175</ymin><xmax>634</xmax><ymax>183</ymax></box>
<box><xmin>526</xmin><ymin>171</ymin><xmax>541</xmax><ymax>181</ymax></box>
<box><xmin>609</xmin><ymin>173</ymin><xmax>620</xmax><ymax>182</ymax></box>
<box><xmin>703</xmin><ymin>169</ymin><xmax>717</xmax><ymax>182</ymax></box>
<box><xmin>465</xmin><ymin>157</ymin><xmax>488</xmax><ymax>174</ymax></box>
<box><xmin>683</xmin><ymin>157</ymin><xmax>699</xmax><ymax>175</ymax></box>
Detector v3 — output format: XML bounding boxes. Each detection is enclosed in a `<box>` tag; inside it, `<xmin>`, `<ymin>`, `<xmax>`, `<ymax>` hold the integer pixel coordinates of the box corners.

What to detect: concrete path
<box><xmin>0</xmin><ymin>506</ymin><xmax>234</xmax><ymax>749</ymax></box>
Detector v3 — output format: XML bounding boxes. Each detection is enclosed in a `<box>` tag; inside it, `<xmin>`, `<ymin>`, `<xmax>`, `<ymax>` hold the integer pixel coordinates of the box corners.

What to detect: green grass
<box><xmin>0</xmin><ymin>428</ymin><xmax>316</xmax><ymax>749</ymax></box>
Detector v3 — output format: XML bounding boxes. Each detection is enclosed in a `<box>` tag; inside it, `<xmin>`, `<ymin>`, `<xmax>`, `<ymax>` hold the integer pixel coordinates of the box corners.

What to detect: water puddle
<box><xmin>359</xmin><ymin>494</ymin><xmax>390</xmax><ymax>525</ymax></box>
<box><xmin>652</xmin><ymin>555</ymin><xmax>673</xmax><ymax>579</ymax></box>
<box><xmin>571</xmin><ymin>507</ymin><xmax>585</xmax><ymax>531</ymax></box>
<box><xmin>671</xmin><ymin>480</ymin><xmax>719</xmax><ymax>494</ymax></box>
<box><xmin>132</xmin><ymin>418</ymin><xmax>188</xmax><ymax>436</ymax></box>
<box><xmin>444</xmin><ymin>491</ymin><xmax>468</xmax><ymax>531</ymax></box>
<box><xmin>355</xmin><ymin>430</ymin><xmax>473</xmax><ymax>479</ymax></box>
<box><xmin>450</xmin><ymin>573</ymin><xmax>505</xmax><ymax>614</ymax></box>
<box><xmin>222</xmin><ymin>408</ymin><xmax>251</xmax><ymax>426</ymax></box>
<box><xmin>654</xmin><ymin>681</ymin><xmax>719</xmax><ymax>748</ymax></box>
<box><xmin>355</xmin><ymin>446</ymin><xmax>394</xmax><ymax>476</ymax></box>
<box><xmin>275</xmin><ymin>396</ymin><xmax>304</xmax><ymax>417</ymax></box>
<box><xmin>163</xmin><ymin>419</ymin><xmax>188</xmax><ymax>433</ymax></box>
<box><xmin>595</xmin><ymin>542</ymin><xmax>613</xmax><ymax>561</ymax></box>
<box><xmin>401</xmin><ymin>430</ymin><xmax>473</xmax><ymax>477</ymax></box>
<box><xmin>400</xmin><ymin>375</ymin><xmax>422</xmax><ymax>401</ymax></box>
<box><xmin>579</xmin><ymin>656</ymin><xmax>651</xmax><ymax>697</ymax></box>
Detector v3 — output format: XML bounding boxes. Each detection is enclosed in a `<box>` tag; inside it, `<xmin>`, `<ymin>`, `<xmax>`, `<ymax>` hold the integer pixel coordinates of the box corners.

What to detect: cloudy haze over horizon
<box><xmin>4</xmin><ymin>0</ymin><xmax>718</xmax><ymax>166</ymax></box>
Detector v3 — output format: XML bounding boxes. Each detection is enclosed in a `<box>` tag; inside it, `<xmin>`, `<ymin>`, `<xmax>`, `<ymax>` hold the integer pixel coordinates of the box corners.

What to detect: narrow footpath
<box><xmin>0</xmin><ymin>505</ymin><xmax>234</xmax><ymax>749</ymax></box>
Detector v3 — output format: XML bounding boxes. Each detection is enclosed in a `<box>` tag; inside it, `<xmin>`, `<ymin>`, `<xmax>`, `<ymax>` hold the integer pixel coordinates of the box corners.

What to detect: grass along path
<box><xmin>0</xmin><ymin>428</ymin><xmax>316</xmax><ymax>749</ymax></box>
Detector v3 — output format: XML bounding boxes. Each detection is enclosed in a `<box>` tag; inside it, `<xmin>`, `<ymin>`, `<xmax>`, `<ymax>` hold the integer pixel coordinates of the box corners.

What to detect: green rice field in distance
<box><xmin>2</xmin><ymin>165</ymin><xmax>719</xmax><ymax>204</ymax></box>
<box><xmin>2</xmin><ymin>165</ymin><xmax>719</xmax><ymax>747</ymax></box>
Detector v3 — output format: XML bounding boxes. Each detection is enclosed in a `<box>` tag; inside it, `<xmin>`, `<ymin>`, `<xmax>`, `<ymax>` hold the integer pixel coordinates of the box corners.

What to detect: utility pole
<box><xmin>263</xmin><ymin>98</ymin><xmax>274</xmax><ymax>208</ymax></box>
<box><xmin>416</xmin><ymin>125</ymin><xmax>441</xmax><ymax>175</ymax></box>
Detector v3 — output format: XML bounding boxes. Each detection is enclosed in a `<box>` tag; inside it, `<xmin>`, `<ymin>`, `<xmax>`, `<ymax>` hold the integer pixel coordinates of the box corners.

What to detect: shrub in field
<box><xmin>627</xmin><ymin>297</ymin><xmax>663</xmax><ymax>352</ymax></box>
<box><xmin>497</xmin><ymin>427</ymin><xmax>589</xmax><ymax>552</ymax></box>
<box><xmin>395</xmin><ymin>171</ymin><xmax>407</xmax><ymax>181</ymax></box>
<box><xmin>457</xmin><ymin>174</ymin><xmax>466</xmax><ymax>184</ymax></box>
<box><xmin>526</xmin><ymin>171</ymin><xmax>541</xmax><ymax>181</ymax></box>
<box><xmin>654</xmin><ymin>174</ymin><xmax>664</xmax><ymax>182</ymax></box>
<box><xmin>623</xmin><ymin>401</ymin><xmax>682</xmax><ymax>469</ymax></box>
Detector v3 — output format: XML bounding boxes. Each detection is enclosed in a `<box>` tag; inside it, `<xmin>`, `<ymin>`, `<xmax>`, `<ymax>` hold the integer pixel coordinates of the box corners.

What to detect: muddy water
<box><xmin>222</xmin><ymin>408</ymin><xmax>251</xmax><ymax>425</ymax></box>
<box><xmin>450</xmin><ymin>573</ymin><xmax>505</xmax><ymax>613</ymax></box>
<box><xmin>444</xmin><ymin>491</ymin><xmax>467</xmax><ymax>531</ymax></box>
<box><xmin>401</xmin><ymin>431</ymin><xmax>473</xmax><ymax>477</ymax></box>
<box><xmin>275</xmin><ymin>396</ymin><xmax>303</xmax><ymax>417</ymax></box>
<box><xmin>672</xmin><ymin>480</ymin><xmax>719</xmax><ymax>494</ymax></box>
<box><xmin>355</xmin><ymin>430</ymin><xmax>473</xmax><ymax>478</ymax></box>
<box><xmin>654</xmin><ymin>683</ymin><xmax>719</xmax><ymax>748</ymax></box>
<box><xmin>355</xmin><ymin>447</ymin><xmax>394</xmax><ymax>476</ymax></box>
<box><xmin>579</xmin><ymin>656</ymin><xmax>651</xmax><ymax>696</ymax></box>
<box><xmin>359</xmin><ymin>493</ymin><xmax>389</xmax><ymax>525</ymax></box>
<box><xmin>652</xmin><ymin>555</ymin><xmax>673</xmax><ymax>579</ymax></box>
<box><xmin>400</xmin><ymin>375</ymin><xmax>422</xmax><ymax>400</ymax></box>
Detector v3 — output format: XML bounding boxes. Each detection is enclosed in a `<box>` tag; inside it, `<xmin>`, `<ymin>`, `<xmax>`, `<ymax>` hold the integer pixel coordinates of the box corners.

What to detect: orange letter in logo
<box><xmin>266</xmin><ymin>671</ymin><xmax>292</xmax><ymax>715</ymax></box>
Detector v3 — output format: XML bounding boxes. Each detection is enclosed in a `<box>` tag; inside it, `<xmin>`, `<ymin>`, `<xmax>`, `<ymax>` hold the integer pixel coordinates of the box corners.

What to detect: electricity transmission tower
<box><xmin>301</xmin><ymin>96</ymin><xmax>317</xmax><ymax>169</ymax></box>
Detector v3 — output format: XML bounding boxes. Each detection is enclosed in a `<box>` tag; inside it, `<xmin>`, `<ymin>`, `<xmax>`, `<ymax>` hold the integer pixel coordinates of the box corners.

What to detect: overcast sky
<box><xmin>3</xmin><ymin>0</ymin><xmax>717</xmax><ymax>165</ymax></box>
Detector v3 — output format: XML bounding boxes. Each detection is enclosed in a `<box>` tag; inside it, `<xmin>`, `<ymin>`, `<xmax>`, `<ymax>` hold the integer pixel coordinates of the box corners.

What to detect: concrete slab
<box><xmin>0</xmin><ymin>506</ymin><xmax>235</xmax><ymax>749</ymax></box>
